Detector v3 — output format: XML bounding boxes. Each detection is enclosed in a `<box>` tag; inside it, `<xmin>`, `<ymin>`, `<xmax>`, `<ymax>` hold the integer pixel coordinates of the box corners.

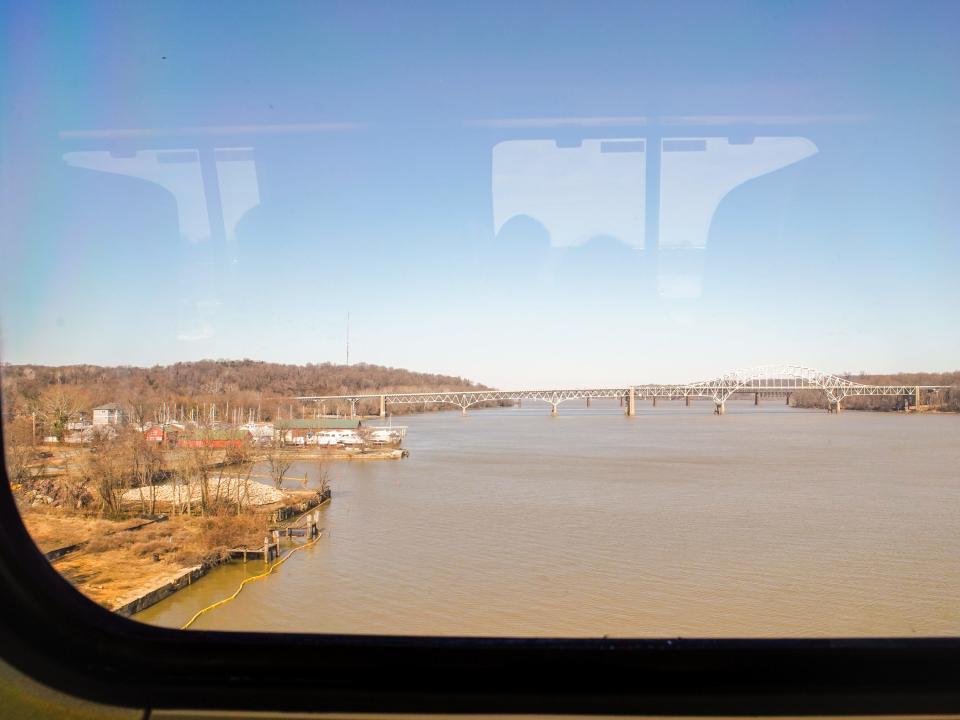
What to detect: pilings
<box><xmin>626</xmin><ymin>387</ymin><xmax>636</xmax><ymax>416</ymax></box>
<box><xmin>264</xmin><ymin>510</ymin><xmax>322</xmax><ymax>557</ymax></box>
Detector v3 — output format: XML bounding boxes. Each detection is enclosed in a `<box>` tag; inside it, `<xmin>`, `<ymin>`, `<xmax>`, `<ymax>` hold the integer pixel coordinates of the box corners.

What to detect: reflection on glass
<box><xmin>658</xmin><ymin>136</ymin><xmax>817</xmax><ymax>298</ymax></box>
<box><xmin>493</xmin><ymin>138</ymin><xmax>647</xmax><ymax>249</ymax></box>
<box><xmin>63</xmin><ymin>147</ymin><xmax>261</xmax><ymax>341</ymax></box>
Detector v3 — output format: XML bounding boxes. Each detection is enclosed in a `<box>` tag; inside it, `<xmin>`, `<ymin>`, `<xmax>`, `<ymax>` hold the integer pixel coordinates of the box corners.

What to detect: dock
<box><xmin>270</xmin><ymin>447</ymin><xmax>408</xmax><ymax>461</ymax></box>
<box><xmin>230</xmin><ymin>487</ymin><xmax>330</xmax><ymax>562</ymax></box>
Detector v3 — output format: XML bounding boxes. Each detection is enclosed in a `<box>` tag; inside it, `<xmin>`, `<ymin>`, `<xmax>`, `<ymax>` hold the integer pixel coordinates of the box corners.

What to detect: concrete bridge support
<box><xmin>626</xmin><ymin>388</ymin><xmax>636</xmax><ymax>417</ymax></box>
<box><xmin>715</xmin><ymin>401</ymin><xmax>725</xmax><ymax>415</ymax></box>
<box><xmin>379</xmin><ymin>394</ymin><xmax>386</xmax><ymax>418</ymax></box>
<box><xmin>785</xmin><ymin>392</ymin><xmax>791</xmax><ymax>406</ymax></box>
<box><xmin>754</xmin><ymin>392</ymin><xmax>759</xmax><ymax>406</ymax></box>
<box><xmin>652</xmin><ymin>396</ymin><xmax>657</xmax><ymax>407</ymax></box>
<box><xmin>827</xmin><ymin>399</ymin><xmax>842</xmax><ymax>414</ymax></box>
<box><xmin>915</xmin><ymin>385</ymin><xmax>921</xmax><ymax>410</ymax></box>
<box><xmin>586</xmin><ymin>397</ymin><xmax>591</xmax><ymax>408</ymax></box>
<box><xmin>551</xmin><ymin>402</ymin><xmax>559</xmax><ymax>416</ymax></box>
<box><xmin>685</xmin><ymin>395</ymin><xmax>691</xmax><ymax>407</ymax></box>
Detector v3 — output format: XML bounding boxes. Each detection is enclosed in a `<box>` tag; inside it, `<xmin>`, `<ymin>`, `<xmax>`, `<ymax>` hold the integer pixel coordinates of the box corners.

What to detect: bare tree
<box><xmin>315</xmin><ymin>460</ymin><xmax>331</xmax><ymax>497</ymax></box>
<box><xmin>128</xmin><ymin>434</ymin><xmax>163</xmax><ymax>515</ymax></box>
<box><xmin>35</xmin><ymin>385</ymin><xmax>88</xmax><ymax>440</ymax></box>
<box><xmin>3</xmin><ymin>416</ymin><xmax>44</xmax><ymax>487</ymax></box>
<box><xmin>126</xmin><ymin>400</ymin><xmax>150</xmax><ymax>430</ymax></box>
<box><xmin>225</xmin><ymin>444</ymin><xmax>254</xmax><ymax>515</ymax></box>
<box><xmin>168</xmin><ymin>451</ymin><xmax>195</xmax><ymax>516</ymax></box>
<box><xmin>81</xmin><ymin>432</ymin><xmax>129</xmax><ymax>516</ymax></box>
<box><xmin>190</xmin><ymin>444</ymin><xmax>213</xmax><ymax>516</ymax></box>
<box><xmin>265</xmin><ymin>448</ymin><xmax>293</xmax><ymax>490</ymax></box>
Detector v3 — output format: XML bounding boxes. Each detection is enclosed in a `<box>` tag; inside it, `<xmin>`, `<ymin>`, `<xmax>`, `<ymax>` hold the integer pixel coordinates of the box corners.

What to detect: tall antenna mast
<box><xmin>346</xmin><ymin>311</ymin><xmax>350</xmax><ymax>366</ymax></box>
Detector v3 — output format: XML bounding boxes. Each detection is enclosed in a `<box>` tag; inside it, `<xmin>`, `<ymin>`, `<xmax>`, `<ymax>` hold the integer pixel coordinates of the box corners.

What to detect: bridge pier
<box><xmin>685</xmin><ymin>395</ymin><xmax>691</xmax><ymax>407</ymax></box>
<box><xmin>715</xmin><ymin>401</ymin><xmax>725</xmax><ymax>415</ymax></box>
<box><xmin>915</xmin><ymin>385</ymin><xmax>921</xmax><ymax>410</ymax></box>
<box><xmin>785</xmin><ymin>392</ymin><xmax>791</xmax><ymax>406</ymax></box>
<box><xmin>626</xmin><ymin>388</ymin><xmax>636</xmax><ymax>417</ymax></box>
<box><xmin>586</xmin><ymin>397</ymin><xmax>591</xmax><ymax>408</ymax></box>
<box><xmin>461</xmin><ymin>406</ymin><xmax>468</xmax><ymax>416</ymax></box>
<box><xmin>652</xmin><ymin>396</ymin><xmax>657</xmax><ymax>407</ymax></box>
<box><xmin>754</xmin><ymin>392</ymin><xmax>759</xmax><ymax>406</ymax></box>
<box><xmin>827</xmin><ymin>399</ymin><xmax>842</xmax><ymax>414</ymax></box>
<box><xmin>379</xmin><ymin>394</ymin><xmax>386</xmax><ymax>418</ymax></box>
<box><xmin>551</xmin><ymin>402</ymin><xmax>559</xmax><ymax>416</ymax></box>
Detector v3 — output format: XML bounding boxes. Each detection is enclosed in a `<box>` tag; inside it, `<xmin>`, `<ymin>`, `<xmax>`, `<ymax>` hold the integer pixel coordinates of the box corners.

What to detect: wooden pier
<box><xmin>230</xmin><ymin>489</ymin><xmax>329</xmax><ymax>562</ymax></box>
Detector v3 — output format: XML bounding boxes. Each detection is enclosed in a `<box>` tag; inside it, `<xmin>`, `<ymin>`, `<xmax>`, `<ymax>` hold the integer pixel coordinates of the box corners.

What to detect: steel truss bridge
<box><xmin>296</xmin><ymin>364</ymin><xmax>944</xmax><ymax>417</ymax></box>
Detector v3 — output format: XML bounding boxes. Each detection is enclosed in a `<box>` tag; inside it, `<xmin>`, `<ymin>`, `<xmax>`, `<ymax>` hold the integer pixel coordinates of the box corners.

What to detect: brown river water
<box><xmin>136</xmin><ymin>400</ymin><xmax>960</xmax><ymax>637</ymax></box>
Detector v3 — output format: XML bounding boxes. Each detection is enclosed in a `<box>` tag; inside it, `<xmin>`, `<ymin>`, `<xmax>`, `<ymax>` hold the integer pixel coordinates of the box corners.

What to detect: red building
<box><xmin>143</xmin><ymin>425</ymin><xmax>181</xmax><ymax>446</ymax></box>
<box><xmin>143</xmin><ymin>426</ymin><xmax>164</xmax><ymax>443</ymax></box>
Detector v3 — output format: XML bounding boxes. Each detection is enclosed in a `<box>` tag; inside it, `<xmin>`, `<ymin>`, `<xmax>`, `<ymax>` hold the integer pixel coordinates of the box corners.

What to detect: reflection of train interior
<box><xmin>493</xmin><ymin>134</ymin><xmax>818</xmax><ymax>298</ymax></box>
<box><xmin>58</xmin><ymin>122</ymin><xmax>823</xmax><ymax>323</ymax></box>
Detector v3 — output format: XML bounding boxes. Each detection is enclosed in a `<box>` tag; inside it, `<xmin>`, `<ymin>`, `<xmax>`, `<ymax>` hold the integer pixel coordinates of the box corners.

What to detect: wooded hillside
<box><xmin>791</xmin><ymin>371</ymin><xmax>960</xmax><ymax>411</ymax></box>
<box><xmin>1</xmin><ymin>360</ymin><xmax>487</xmax><ymax>429</ymax></box>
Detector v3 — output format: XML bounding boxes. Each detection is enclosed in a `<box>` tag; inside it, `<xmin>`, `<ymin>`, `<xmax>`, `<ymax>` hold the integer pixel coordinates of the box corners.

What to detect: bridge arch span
<box><xmin>295</xmin><ymin>364</ymin><xmax>936</xmax><ymax>418</ymax></box>
<box><xmin>687</xmin><ymin>364</ymin><xmax>881</xmax><ymax>413</ymax></box>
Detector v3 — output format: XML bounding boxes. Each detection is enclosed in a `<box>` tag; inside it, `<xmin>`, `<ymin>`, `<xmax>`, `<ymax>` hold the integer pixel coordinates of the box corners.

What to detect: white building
<box><xmin>92</xmin><ymin>403</ymin><xmax>126</xmax><ymax>426</ymax></box>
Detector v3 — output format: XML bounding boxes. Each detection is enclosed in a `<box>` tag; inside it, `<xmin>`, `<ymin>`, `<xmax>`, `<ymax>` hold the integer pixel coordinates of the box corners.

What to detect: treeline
<box><xmin>790</xmin><ymin>371</ymin><xmax>960</xmax><ymax>411</ymax></box>
<box><xmin>1</xmin><ymin>360</ymin><xmax>488</xmax><ymax>431</ymax></box>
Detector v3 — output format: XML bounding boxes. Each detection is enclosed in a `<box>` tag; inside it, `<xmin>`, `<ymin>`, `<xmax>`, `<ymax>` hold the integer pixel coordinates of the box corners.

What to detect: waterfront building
<box><xmin>274</xmin><ymin>418</ymin><xmax>363</xmax><ymax>445</ymax></box>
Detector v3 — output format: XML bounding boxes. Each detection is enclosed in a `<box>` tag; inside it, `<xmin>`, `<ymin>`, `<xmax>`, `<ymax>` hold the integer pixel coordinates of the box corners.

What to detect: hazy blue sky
<box><xmin>2</xmin><ymin>1</ymin><xmax>959</xmax><ymax>387</ymax></box>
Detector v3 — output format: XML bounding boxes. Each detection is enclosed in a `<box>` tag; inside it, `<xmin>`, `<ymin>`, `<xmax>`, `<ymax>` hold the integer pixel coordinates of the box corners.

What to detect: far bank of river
<box><xmin>136</xmin><ymin>399</ymin><xmax>960</xmax><ymax>638</ymax></box>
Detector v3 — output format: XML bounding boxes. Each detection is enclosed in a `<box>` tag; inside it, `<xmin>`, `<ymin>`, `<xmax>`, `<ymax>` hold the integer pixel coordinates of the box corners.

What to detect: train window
<box><xmin>2</xmin><ymin>1</ymin><xmax>960</xmax><ymax>716</ymax></box>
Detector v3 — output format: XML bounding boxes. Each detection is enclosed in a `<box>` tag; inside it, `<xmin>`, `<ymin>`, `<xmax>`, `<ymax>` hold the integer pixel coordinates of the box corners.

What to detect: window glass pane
<box><xmin>2</xmin><ymin>1</ymin><xmax>959</xmax><ymax>636</ymax></box>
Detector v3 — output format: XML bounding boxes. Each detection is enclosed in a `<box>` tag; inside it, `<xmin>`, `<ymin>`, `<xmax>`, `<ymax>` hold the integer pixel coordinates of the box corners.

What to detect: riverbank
<box><xmin>17</xmin><ymin>487</ymin><xmax>328</xmax><ymax>615</ymax></box>
<box><xmin>275</xmin><ymin>447</ymin><xmax>408</xmax><ymax>461</ymax></box>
